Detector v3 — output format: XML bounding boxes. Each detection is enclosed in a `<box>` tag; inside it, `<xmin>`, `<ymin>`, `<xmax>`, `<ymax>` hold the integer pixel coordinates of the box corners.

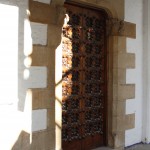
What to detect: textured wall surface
<box><xmin>25</xmin><ymin>67</ymin><xmax>47</xmax><ymax>88</ymax></box>
<box><xmin>0</xmin><ymin>0</ymin><xmax>32</xmax><ymax>149</ymax></box>
<box><xmin>31</xmin><ymin>22</ymin><xmax>48</xmax><ymax>45</ymax></box>
<box><xmin>125</xmin><ymin>0</ymin><xmax>143</xmax><ymax>147</ymax></box>
<box><xmin>142</xmin><ymin>0</ymin><xmax>150</xmax><ymax>144</ymax></box>
<box><xmin>0</xmin><ymin>0</ymin><xmax>49</xmax><ymax>149</ymax></box>
<box><xmin>32</xmin><ymin>109</ymin><xmax>47</xmax><ymax>132</ymax></box>
<box><xmin>0</xmin><ymin>0</ymin><xmax>139</xmax><ymax>149</ymax></box>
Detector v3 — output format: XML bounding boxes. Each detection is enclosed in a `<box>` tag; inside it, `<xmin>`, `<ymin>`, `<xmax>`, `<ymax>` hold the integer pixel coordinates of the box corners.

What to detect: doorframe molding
<box><xmin>27</xmin><ymin>0</ymin><xmax>136</xmax><ymax>149</ymax></box>
<box><xmin>55</xmin><ymin>0</ymin><xmax>136</xmax><ymax>149</ymax></box>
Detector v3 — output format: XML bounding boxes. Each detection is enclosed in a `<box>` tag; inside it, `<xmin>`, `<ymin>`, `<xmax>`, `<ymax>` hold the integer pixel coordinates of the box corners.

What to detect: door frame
<box><xmin>55</xmin><ymin>0</ymin><xmax>135</xmax><ymax>149</ymax></box>
<box><xmin>56</xmin><ymin>1</ymin><xmax>113</xmax><ymax>149</ymax></box>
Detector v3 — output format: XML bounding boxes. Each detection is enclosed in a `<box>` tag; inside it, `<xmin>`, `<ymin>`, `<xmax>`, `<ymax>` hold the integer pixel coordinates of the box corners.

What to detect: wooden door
<box><xmin>62</xmin><ymin>3</ymin><xmax>107</xmax><ymax>150</ymax></box>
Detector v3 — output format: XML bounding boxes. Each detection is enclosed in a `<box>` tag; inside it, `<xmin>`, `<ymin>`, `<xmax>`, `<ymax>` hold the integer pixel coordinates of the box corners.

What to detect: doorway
<box><xmin>62</xmin><ymin>3</ymin><xmax>107</xmax><ymax>150</ymax></box>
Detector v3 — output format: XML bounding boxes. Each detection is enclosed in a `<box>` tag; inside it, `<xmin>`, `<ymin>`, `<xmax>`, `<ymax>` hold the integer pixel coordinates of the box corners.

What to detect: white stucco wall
<box><xmin>30</xmin><ymin>22</ymin><xmax>48</xmax><ymax>45</ymax></box>
<box><xmin>0</xmin><ymin>3</ymin><xmax>18</xmax><ymax>105</ymax></box>
<box><xmin>0</xmin><ymin>0</ymin><xmax>146</xmax><ymax>148</ymax></box>
<box><xmin>125</xmin><ymin>0</ymin><xmax>143</xmax><ymax>146</ymax></box>
<box><xmin>29</xmin><ymin>10</ymin><xmax>49</xmax><ymax>133</ymax></box>
<box><xmin>0</xmin><ymin>1</ymin><xmax>31</xmax><ymax>149</ymax></box>
<box><xmin>142</xmin><ymin>0</ymin><xmax>150</xmax><ymax>144</ymax></box>
<box><xmin>0</xmin><ymin>0</ymin><xmax>48</xmax><ymax>149</ymax></box>
<box><xmin>32</xmin><ymin>109</ymin><xmax>47</xmax><ymax>132</ymax></box>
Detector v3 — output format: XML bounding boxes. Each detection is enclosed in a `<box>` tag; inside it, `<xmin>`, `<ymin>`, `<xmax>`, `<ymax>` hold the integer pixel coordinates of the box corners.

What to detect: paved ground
<box><xmin>93</xmin><ymin>143</ymin><xmax>150</xmax><ymax>150</ymax></box>
<box><xmin>125</xmin><ymin>143</ymin><xmax>150</xmax><ymax>150</ymax></box>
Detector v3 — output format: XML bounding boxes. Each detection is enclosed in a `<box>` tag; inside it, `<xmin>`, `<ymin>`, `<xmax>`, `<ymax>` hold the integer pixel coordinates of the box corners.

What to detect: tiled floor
<box><xmin>93</xmin><ymin>143</ymin><xmax>150</xmax><ymax>150</ymax></box>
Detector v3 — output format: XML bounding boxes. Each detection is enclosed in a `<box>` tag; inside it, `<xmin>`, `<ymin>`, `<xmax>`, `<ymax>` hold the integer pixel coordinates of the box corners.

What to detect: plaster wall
<box><xmin>0</xmin><ymin>0</ymin><xmax>137</xmax><ymax>149</ymax></box>
<box><xmin>30</xmin><ymin>22</ymin><xmax>48</xmax><ymax>45</ymax></box>
<box><xmin>32</xmin><ymin>109</ymin><xmax>47</xmax><ymax>132</ymax></box>
<box><xmin>125</xmin><ymin>0</ymin><xmax>143</xmax><ymax>146</ymax></box>
<box><xmin>0</xmin><ymin>1</ymin><xmax>31</xmax><ymax>149</ymax></box>
<box><xmin>0</xmin><ymin>0</ymin><xmax>48</xmax><ymax>149</ymax></box>
<box><xmin>142</xmin><ymin>0</ymin><xmax>150</xmax><ymax>144</ymax></box>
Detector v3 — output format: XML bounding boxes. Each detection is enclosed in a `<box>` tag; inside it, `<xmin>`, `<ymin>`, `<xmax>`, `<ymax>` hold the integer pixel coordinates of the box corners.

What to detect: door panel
<box><xmin>62</xmin><ymin>3</ymin><xmax>107</xmax><ymax>150</ymax></box>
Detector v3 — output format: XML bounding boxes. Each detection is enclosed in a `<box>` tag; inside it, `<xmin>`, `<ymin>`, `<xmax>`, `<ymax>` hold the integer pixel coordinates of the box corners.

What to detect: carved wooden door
<box><xmin>62</xmin><ymin>3</ymin><xmax>107</xmax><ymax>150</ymax></box>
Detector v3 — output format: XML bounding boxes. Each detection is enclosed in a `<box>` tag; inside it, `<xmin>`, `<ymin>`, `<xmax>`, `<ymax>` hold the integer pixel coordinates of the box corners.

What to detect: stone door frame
<box><xmin>57</xmin><ymin>0</ymin><xmax>136</xmax><ymax>149</ymax></box>
<box><xmin>28</xmin><ymin>0</ymin><xmax>136</xmax><ymax>149</ymax></box>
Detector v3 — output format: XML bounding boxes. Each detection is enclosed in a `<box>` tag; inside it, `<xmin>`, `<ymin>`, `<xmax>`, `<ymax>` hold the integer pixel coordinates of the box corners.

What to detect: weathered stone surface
<box><xmin>28</xmin><ymin>0</ymin><xmax>136</xmax><ymax>150</ymax></box>
<box><xmin>113</xmin><ymin>68</ymin><xmax>126</xmax><ymax>84</ymax></box>
<box><xmin>107</xmin><ymin>20</ymin><xmax>136</xmax><ymax>38</ymax></box>
<box><xmin>12</xmin><ymin>131</ymin><xmax>30</xmax><ymax>150</ymax></box>
<box><xmin>32</xmin><ymin>129</ymin><xmax>55</xmax><ymax>150</ymax></box>
<box><xmin>118</xmin><ymin>53</ymin><xmax>135</xmax><ymax>69</ymax></box>
<box><xmin>32</xmin><ymin>89</ymin><xmax>52</xmax><ymax>109</ymax></box>
<box><xmin>29</xmin><ymin>0</ymin><xmax>56</xmax><ymax>24</ymax></box>
<box><xmin>125</xmin><ymin>114</ymin><xmax>135</xmax><ymax>130</ymax></box>
<box><xmin>30</xmin><ymin>46</ymin><xmax>50</xmax><ymax>66</ymax></box>
<box><xmin>123</xmin><ymin>22</ymin><xmax>136</xmax><ymax>38</ymax></box>
<box><xmin>118</xmin><ymin>84</ymin><xmax>135</xmax><ymax>100</ymax></box>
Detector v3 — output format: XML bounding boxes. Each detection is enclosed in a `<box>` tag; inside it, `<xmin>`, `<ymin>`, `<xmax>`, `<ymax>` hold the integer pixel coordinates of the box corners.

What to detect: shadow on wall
<box><xmin>12</xmin><ymin>131</ymin><xmax>30</xmax><ymax>150</ymax></box>
<box><xmin>18</xmin><ymin>1</ymin><xmax>33</xmax><ymax>112</ymax></box>
<box><xmin>0</xmin><ymin>1</ymin><xmax>33</xmax><ymax>112</ymax></box>
<box><xmin>0</xmin><ymin>1</ymin><xmax>32</xmax><ymax>149</ymax></box>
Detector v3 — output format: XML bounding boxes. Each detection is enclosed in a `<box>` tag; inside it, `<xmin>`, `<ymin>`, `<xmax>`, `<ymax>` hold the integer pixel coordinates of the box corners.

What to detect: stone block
<box><xmin>113</xmin><ymin>68</ymin><xmax>126</xmax><ymax>84</ymax></box>
<box><xmin>12</xmin><ymin>131</ymin><xmax>30</xmax><ymax>150</ymax></box>
<box><xmin>47</xmin><ymin>108</ymin><xmax>55</xmax><ymax>130</ymax></box>
<box><xmin>117</xmin><ymin>37</ymin><xmax>126</xmax><ymax>53</ymax></box>
<box><xmin>32</xmin><ymin>89</ymin><xmax>53</xmax><ymax>109</ymax></box>
<box><xmin>122</xmin><ymin>22</ymin><xmax>136</xmax><ymax>39</ymax></box>
<box><xmin>56</xmin><ymin>6</ymin><xmax>66</xmax><ymax>26</ymax></box>
<box><xmin>108</xmin><ymin>20</ymin><xmax>136</xmax><ymax>39</ymax></box>
<box><xmin>110</xmin><ymin>36</ymin><xmax>126</xmax><ymax>54</ymax></box>
<box><xmin>113</xmin><ymin>101</ymin><xmax>126</xmax><ymax>117</ymax></box>
<box><xmin>109</xmin><ymin>36</ymin><xmax>120</xmax><ymax>54</ymax></box>
<box><xmin>30</xmin><ymin>46</ymin><xmax>50</xmax><ymax>66</ymax></box>
<box><xmin>118</xmin><ymin>84</ymin><xmax>135</xmax><ymax>100</ymax></box>
<box><xmin>29</xmin><ymin>0</ymin><xmax>56</xmax><ymax>24</ymax></box>
<box><xmin>32</xmin><ymin>129</ymin><xmax>55</xmax><ymax>150</ymax></box>
<box><xmin>112</xmin><ymin>116</ymin><xmax>126</xmax><ymax>133</ymax></box>
<box><xmin>112</xmin><ymin>84</ymin><xmax>118</xmax><ymax>100</ymax></box>
<box><xmin>125</xmin><ymin>114</ymin><xmax>135</xmax><ymax>130</ymax></box>
<box><xmin>47</xmin><ymin>25</ymin><xmax>62</xmax><ymax>47</ymax></box>
<box><xmin>118</xmin><ymin>53</ymin><xmax>135</xmax><ymax>69</ymax></box>
<box><xmin>113</xmin><ymin>131</ymin><xmax>125</xmax><ymax>148</ymax></box>
<box><xmin>114</xmin><ymin>53</ymin><xmax>135</xmax><ymax>69</ymax></box>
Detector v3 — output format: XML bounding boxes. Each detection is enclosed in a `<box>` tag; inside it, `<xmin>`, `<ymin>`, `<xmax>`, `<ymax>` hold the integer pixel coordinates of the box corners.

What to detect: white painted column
<box><xmin>142</xmin><ymin>0</ymin><xmax>150</xmax><ymax>144</ymax></box>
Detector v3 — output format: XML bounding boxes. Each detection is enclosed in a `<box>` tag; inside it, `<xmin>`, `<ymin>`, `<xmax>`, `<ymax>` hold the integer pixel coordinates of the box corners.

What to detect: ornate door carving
<box><xmin>62</xmin><ymin>3</ymin><xmax>107</xmax><ymax>150</ymax></box>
